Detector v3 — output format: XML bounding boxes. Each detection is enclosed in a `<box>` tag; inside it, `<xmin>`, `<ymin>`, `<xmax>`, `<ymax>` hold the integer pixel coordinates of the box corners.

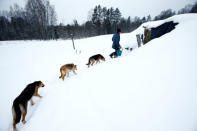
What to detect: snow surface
<box><xmin>0</xmin><ymin>14</ymin><xmax>197</xmax><ymax>131</ymax></box>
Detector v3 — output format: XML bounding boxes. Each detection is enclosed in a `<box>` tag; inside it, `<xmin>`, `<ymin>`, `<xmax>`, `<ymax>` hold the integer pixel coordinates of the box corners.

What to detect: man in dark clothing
<box><xmin>111</xmin><ymin>28</ymin><xmax>121</xmax><ymax>58</ymax></box>
<box><xmin>112</xmin><ymin>28</ymin><xmax>121</xmax><ymax>51</ymax></box>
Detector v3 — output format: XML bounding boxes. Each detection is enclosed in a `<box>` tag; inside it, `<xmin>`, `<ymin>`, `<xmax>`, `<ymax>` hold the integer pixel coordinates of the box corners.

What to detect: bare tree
<box><xmin>25</xmin><ymin>0</ymin><xmax>57</xmax><ymax>39</ymax></box>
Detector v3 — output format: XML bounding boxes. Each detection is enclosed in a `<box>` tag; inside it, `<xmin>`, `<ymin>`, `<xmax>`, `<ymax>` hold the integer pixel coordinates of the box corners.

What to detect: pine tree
<box><xmin>146</xmin><ymin>15</ymin><xmax>151</xmax><ymax>22</ymax></box>
<box><xmin>114</xmin><ymin>8</ymin><xmax>121</xmax><ymax>24</ymax></box>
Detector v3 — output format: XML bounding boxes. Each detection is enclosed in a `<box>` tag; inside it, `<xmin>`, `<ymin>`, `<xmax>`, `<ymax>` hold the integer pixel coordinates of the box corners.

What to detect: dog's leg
<box><xmin>13</xmin><ymin>125</ymin><xmax>16</xmax><ymax>131</ymax></box>
<box><xmin>59</xmin><ymin>73</ymin><xmax>62</xmax><ymax>79</ymax></box>
<box><xmin>95</xmin><ymin>60</ymin><xmax>98</xmax><ymax>64</ymax></box>
<box><xmin>35</xmin><ymin>94</ymin><xmax>42</xmax><ymax>98</ymax></box>
<box><xmin>30</xmin><ymin>98</ymin><xmax>35</xmax><ymax>105</ymax></box>
<box><xmin>91</xmin><ymin>60</ymin><xmax>95</xmax><ymax>66</ymax></box>
<box><xmin>22</xmin><ymin>112</ymin><xmax>27</xmax><ymax>124</ymax></box>
<box><xmin>19</xmin><ymin>104</ymin><xmax>27</xmax><ymax>124</ymax></box>
<box><xmin>13</xmin><ymin>118</ymin><xmax>16</xmax><ymax>131</ymax></box>
<box><xmin>60</xmin><ymin>70</ymin><xmax>65</xmax><ymax>80</ymax></box>
<box><xmin>59</xmin><ymin>69</ymin><xmax>63</xmax><ymax>79</ymax></box>
<box><xmin>87</xmin><ymin>59</ymin><xmax>90</xmax><ymax>67</ymax></box>
<box><xmin>62</xmin><ymin>73</ymin><xmax>65</xmax><ymax>80</ymax></box>
<box><xmin>34</xmin><ymin>92</ymin><xmax>42</xmax><ymax>98</ymax></box>
<box><xmin>73</xmin><ymin>70</ymin><xmax>77</xmax><ymax>75</ymax></box>
<box><xmin>67</xmin><ymin>72</ymin><xmax>69</xmax><ymax>77</ymax></box>
<box><xmin>34</xmin><ymin>87</ymin><xmax>42</xmax><ymax>98</ymax></box>
<box><xmin>22</xmin><ymin>102</ymin><xmax>28</xmax><ymax>124</ymax></box>
<box><xmin>12</xmin><ymin>107</ymin><xmax>17</xmax><ymax>131</ymax></box>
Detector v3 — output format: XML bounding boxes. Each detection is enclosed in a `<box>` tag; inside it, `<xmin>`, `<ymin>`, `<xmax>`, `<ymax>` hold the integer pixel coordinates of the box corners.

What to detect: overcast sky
<box><xmin>0</xmin><ymin>0</ymin><xmax>196</xmax><ymax>24</ymax></box>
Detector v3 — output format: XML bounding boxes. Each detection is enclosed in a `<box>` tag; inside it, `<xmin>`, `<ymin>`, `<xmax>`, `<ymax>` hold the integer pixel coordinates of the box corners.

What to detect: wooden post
<box><xmin>143</xmin><ymin>28</ymin><xmax>151</xmax><ymax>44</ymax></box>
<box><xmin>71</xmin><ymin>34</ymin><xmax>75</xmax><ymax>50</ymax></box>
<box><xmin>136</xmin><ymin>34</ymin><xmax>141</xmax><ymax>48</ymax></box>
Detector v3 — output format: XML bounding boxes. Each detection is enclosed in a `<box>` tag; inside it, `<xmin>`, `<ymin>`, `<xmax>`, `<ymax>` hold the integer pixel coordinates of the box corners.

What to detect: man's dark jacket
<box><xmin>112</xmin><ymin>33</ymin><xmax>120</xmax><ymax>50</ymax></box>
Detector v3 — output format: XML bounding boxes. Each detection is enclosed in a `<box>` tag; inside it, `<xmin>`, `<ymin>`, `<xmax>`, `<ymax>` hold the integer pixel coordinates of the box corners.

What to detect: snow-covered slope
<box><xmin>0</xmin><ymin>14</ymin><xmax>197</xmax><ymax>131</ymax></box>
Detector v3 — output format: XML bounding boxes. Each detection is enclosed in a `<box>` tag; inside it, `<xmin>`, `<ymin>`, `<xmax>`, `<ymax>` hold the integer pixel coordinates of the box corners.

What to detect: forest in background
<box><xmin>0</xmin><ymin>0</ymin><xmax>197</xmax><ymax>41</ymax></box>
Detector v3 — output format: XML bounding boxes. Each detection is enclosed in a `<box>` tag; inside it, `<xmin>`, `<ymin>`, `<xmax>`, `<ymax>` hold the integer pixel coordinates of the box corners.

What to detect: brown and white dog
<box><xmin>59</xmin><ymin>63</ymin><xmax>77</xmax><ymax>80</ymax></box>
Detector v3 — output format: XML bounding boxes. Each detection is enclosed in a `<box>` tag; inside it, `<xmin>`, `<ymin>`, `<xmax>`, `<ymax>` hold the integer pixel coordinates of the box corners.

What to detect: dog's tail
<box><xmin>59</xmin><ymin>74</ymin><xmax>62</xmax><ymax>79</ymax></box>
<box><xmin>12</xmin><ymin>101</ymin><xmax>22</xmax><ymax>124</ymax></box>
<box><xmin>101</xmin><ymin>56</ymin><xmax>106</xmax><ymax>61</ymax></box>
<box><xmin>59</xmin><ymin>68</ymin><xmax>63</xmax><ymax>79</ymax></box>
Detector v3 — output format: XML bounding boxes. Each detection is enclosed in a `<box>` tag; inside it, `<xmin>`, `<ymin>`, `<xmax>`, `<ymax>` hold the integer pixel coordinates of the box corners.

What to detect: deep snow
<box><xmin>0</xmin><ymin>14</ymin><xmax>197</xmax><ymax>131</ymax></box>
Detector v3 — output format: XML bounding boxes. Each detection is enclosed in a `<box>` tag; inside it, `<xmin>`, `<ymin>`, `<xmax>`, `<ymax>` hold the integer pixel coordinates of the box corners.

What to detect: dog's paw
<box><xmin>22</xmin><ymin>120</ymin><xmax>26</xmax><ymax>124</ymax></box>
<box><xmin>13</xmin><ymin>127</ymin><xmax>17</xmax><ymax>131</ymax></box>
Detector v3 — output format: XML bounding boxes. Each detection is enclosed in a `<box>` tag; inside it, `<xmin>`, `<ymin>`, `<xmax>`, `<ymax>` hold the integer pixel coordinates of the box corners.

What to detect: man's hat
<box><xmin>117</xmin><ymin>28</ymin><xmax>121</xmax><ymax>33</ymax></box>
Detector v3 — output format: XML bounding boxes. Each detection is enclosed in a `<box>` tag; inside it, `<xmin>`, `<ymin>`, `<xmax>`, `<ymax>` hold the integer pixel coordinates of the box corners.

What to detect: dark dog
<box><xmin>110</xmin><ymin>47</ymin><xmax>132</xmax><ymax>58</ymax></box>
<box><xmin>125</xmin><ymin>47</ymin><xmax>133</xmax><ymax>51</ymax></box>
<box><xmin>109</xmin><ymin>52</ymin><xmax>117</xmax><ymax>58</ymax></box>
<box><xmin>86</xmin><ymin>54</ymin><xmax>105</xmax><ymax>67</ymax></box>
<box><xmin>12</xmin><ymin>81</ymin><xmax>45</xmax><ymax>131</ymax></box>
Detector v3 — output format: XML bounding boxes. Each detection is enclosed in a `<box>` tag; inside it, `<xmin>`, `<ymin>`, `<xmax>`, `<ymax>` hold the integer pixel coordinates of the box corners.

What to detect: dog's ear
<box><xmin>34</xmin><ymin>81</ymin><xmax>42</xmax><ymax>86</ymax></box>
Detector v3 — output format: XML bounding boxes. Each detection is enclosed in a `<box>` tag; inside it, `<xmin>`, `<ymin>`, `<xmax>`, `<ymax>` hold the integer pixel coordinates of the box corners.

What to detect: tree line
<box><xmin>0</xmin><ymin>0</ymin><xmax>57</xmax><ymax>40</ymax></box>
<box><xmin>0</xmin><ymin>0</ymin><xmax>197</xmax><ymax>41</ymax></box>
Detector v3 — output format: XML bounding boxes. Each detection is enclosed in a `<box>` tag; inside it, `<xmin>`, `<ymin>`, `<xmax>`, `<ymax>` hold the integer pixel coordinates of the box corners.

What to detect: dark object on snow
<box><xmin>71</xmin><ymin>34</ymin><xmax>75</xmax><ymax>50</ymax></box>
<box><xmin>150</xmin><ymin>21</ymin><xmax>178</xmax><ymax>41</ymax></box>
<box><xmin>109</xmin><ymin>51</ymin><xmax>117</xmax><ymax>58</ymax></box>
<box><xmin>143</xmin><ymin>21</ymin><xmax>179</xmax><ymax>44</ymax></box>
<box><xmin>125</xmin><ymin>47</ymin><xmax>133</xmax><ymax>51</ymax></box>
<box><xmin>143</xmin><ymin>28</ymin><xmax>151</xmax><ymax>44</ymax></box>
<box><xmin>141</xmin><ymin>34</ymin><xmax>144</xmax><ymax>41</ymax></box>
<box><xmin>136</xmin><ymin>34</ymin><xmax>142</xmax><ymax>47</ymax></box>
<box><xmin>190</xmin><ymin>2</ymin><xmax>197</xmax><ymax>13</ymax></box>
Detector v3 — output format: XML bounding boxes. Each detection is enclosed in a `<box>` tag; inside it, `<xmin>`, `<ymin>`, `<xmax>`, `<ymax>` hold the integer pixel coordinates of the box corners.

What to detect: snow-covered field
<box><xmin>0</xmin><ymin>14</ymin><xmax>197</xmax><ymax>131</ymax></box>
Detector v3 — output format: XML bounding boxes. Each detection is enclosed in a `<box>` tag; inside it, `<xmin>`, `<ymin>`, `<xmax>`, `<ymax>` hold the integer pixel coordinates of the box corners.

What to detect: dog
<box><xmin>110</xmin><ymin>47</ymin><xmax>132</xmax><ymax>58</ymax></box>
<box><xmin>12</xmin><ymin>81</ymin><xmax>45</xmax><ymax>131</ymax></box>
<box><xmin>109</xmin><ymin>51</ymin><xmax>117</xmax><ymax>58</ymax></box>
<box><xmin>59</xmin><ymin>63</ymin><xmax>77</xmax><ymax>80</ymax></box>
<box><xmin>125</xmin><ymin>47</ymin><xmax>133</xmax><ymax>51</ymax></box>
<box><xmin>86</xmin><ymin>54</ymin><xmax>105</xmax><ymax>67</ymax></box>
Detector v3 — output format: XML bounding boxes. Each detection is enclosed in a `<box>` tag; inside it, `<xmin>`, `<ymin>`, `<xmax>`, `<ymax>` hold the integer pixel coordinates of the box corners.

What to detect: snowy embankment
<box><xmin>0</xmin><ymin>14</ymin><xmax>197</xmax><ymax>131</ymax></box>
